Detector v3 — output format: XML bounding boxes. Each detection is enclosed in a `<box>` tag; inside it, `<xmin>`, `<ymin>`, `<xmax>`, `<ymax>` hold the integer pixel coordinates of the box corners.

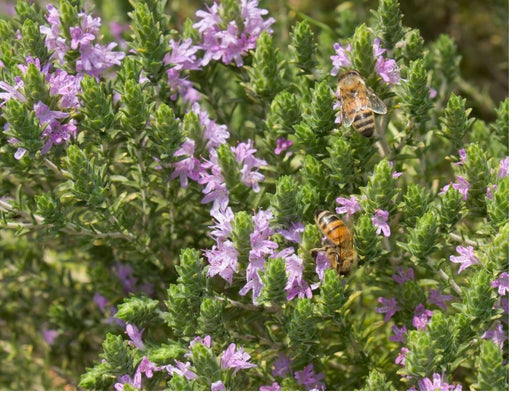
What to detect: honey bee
<box><xmin>337</xmin><ymin>70</ymin><xmax>387</xmax><ymax>137</ymax></box>
<box><xmin>311</xmin><ymin>210</ymin><xmax>357</xmax><ymax>275</ymax></box>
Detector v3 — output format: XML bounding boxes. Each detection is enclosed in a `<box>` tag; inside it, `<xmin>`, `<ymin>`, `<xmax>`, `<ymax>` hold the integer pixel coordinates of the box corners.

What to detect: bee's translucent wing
<box><xmin>338</xmin><ymin>94</ymin><xmax>359</xmax><ymax>127</ymax></box>
<box><xmin>367</xmin><ymin>89</ymin><xmax>387</xmax><ymax>114</ymax></box>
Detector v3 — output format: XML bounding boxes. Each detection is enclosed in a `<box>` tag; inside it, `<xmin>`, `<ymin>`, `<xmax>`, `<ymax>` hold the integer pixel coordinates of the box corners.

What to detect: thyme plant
<box><xmin>0</xmin><ymin>0</ymin><xmax>508</xmax><ymax>391</ymax></box>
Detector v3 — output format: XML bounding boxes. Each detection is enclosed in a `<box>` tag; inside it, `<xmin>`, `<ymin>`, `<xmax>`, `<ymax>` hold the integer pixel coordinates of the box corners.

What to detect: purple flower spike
<box><xmin>272</xmin><ymin>353</ymin><xmax>292</xmax><ymax>378</ymax></box>
<box><xmin>389</xmin><ymin>325</ymin><xmax>408</xmax><ymax>343</ymax></box>
<box><xmin>392</xmin><ymin>266</ymin><xmax>414</xmax><ymax>284</ymax></box>
<box><xmin>482</xmin><ymin>323</ymin><xmax>507</xmax><ymax>349</ymax></box>
<box><xmin>294</xmin><ymin>364</ymin><xmax>325</xmax><ymax>391</ymax></box>
<box><xmin>427</xmin><ymin>289</ymin><xmax>454</xmax><ymax>310</ymax></box>
<box><xmin>194</xmin><ymin>0</ymin><xmax>274</xmax><ymax>67</ymax></box>
<box><xmin>375</xmin><ymin>296</ymin><xmax>400</xmax><ymax>322</ymax></box>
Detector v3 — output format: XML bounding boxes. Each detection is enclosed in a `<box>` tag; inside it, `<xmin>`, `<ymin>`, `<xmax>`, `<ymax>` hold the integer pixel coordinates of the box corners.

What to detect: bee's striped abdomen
<box><xmin>315</xmin><ymin>210</ymin><xmax>348</xmax><ymax>247</ymax></box>
<box><xmin>352</xmin><ymin>109</ymin><xmax>375</xmax><ymax>137</ymax></box>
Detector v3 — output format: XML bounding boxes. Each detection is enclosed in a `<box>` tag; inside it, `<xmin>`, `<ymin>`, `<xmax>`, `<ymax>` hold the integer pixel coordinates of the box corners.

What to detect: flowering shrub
<box><xmin>0</xmin><ymin>0</ymin><xmax>508</xmax><ymax>391</ymax></box>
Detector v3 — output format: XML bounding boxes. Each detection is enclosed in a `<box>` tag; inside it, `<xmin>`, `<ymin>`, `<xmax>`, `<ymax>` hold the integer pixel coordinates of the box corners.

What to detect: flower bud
<box><xmin>115</xmin><ymin>296</ymin><xmax>159</xmax><ymax>326</ymax></box>
<box><xmin>401</xmin><ymin>211</ymin><xmax>439</xmax><ymax>260</ymax></box>
<box><xmin>270</xmin><ymin>175</ymin><xmax>300</xmax><ymax>225</ymax></box>
<box><xmin>319</xmin><ymin>268</ymin><xmax>345</xmax><ymax>317</ymax></box>
<box><xmin>197</xmin><ymin>297</ymin><xmax>225</xmax><ymax>338</ymax></box>
<box><xmin>372</xmin><ymin>0</ymin><xmax>405</xmax><ymax>51</ymax></box>
<box><xmin>260</xmin><ymin>257</ymin><xmax>288</xmax><ymax>305</ymax></box>
<box><xmin>474</xmin><ymin>339</ymin><xmax>508</xmax><ymax>390</ymax></box>
<box><xmin>290</xmin><ymin>20</ymin><xmax>317</xmax><ymax>75</ymax></box>
<box><xmin>359</xmin><ymin>159</ymin><xmax>399</xmax><ymax>214</ymax></box>
<box><xmin>244</xmin><ymin>31</ymin><xmax>285</xmax><ymax>102</ymax></box>
<box><xmin>354</xmin><ymin>214</ymin><xmax>383</xmax><ymax>263</ymax></box>
<box><xmin>438</xmin><ymin>93</ymin><xmax>475</xmax><ymax>149</ymax></box>
<box><xmin>350</xmin><ymin>23</ymin><xmax>375</xmax><ymax>78</ymax></box>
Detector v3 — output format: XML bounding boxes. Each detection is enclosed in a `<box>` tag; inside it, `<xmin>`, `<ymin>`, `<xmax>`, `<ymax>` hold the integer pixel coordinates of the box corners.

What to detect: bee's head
<box><xmin>337</xmin><ymin>70</ymin><xmax>361</xmax><ymax>81</ymax></box>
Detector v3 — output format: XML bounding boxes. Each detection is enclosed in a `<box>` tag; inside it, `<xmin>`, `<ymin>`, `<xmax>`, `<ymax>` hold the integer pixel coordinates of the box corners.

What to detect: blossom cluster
<box><xmin>41</xmin><ymin>4</ymin><xmax>125</xmax><ymax>76</ymax></box>
<box><xmin>115</xmin><ymin>330</ymin><xmax>256</xmax><ymax>391</ymax></box>
<box><xmin>260</xmin><ymin>354</ymin><xmax>325</xmax><ymax>391</ymax></box>
<box><xmin>206</xmin><ymin>207</ymin><xmax>324</xmax><ymax>305</ymax></box>
<box><xmin>330</xmin><ymin>37</ymin><xmax>400</xmax><ymax>84</ymax></box>
<box><xmin>0</xmin><ymin>57</ymin><xmax>80</xmax><ymax>158</ymax></box>
<box><xmin>194</xmin><ymin>0</ymin><xmax>275</xmax><ymax>67</ymax></box>
<box><xmin>163</xmin><ymin>0</ymin><xmax>275</xmax><ymax>102</ymax></box>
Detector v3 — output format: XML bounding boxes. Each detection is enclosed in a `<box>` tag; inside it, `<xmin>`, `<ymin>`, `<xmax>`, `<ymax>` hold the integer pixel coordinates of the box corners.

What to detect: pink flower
<box><xmin>395</xmin><ymin>347</ymin><xmax>409</xmax><ymax>366</ymax></box>
<box><xmin>314</xmin><ymin>250</ymin><xmax>330</xmax><ymax>281</ymax></box>
<box><xmin>194</xmin><ymin>0</ymin><xmax>274</xmax><ymax>67</ymax></box>
<box><xmin>125</xmin><ymin>324</ymin><xmax>145</xmax><ymax>350</ymax></box>
<box><xmin>330</xmin><ymin>42</ymin><xmax>352</xmax><ymax>76</ymax></box>
<box><xmin>259</xmin><ymin>382</ymin><xmax>281</xmax><ymax>391</ymax></box>
<box><xmin>211</xmin><ymin>380</ymin><xmax>226</xmax><ymax>391</ymax></box>
<box><xmin>137</xmin><ymin>356</ymin><xmax>163</xmax><ymax>378</ymax></box>
<box><xmin>449</xmin><ymin>245</ymin><xmax>479</xmax><ymax>273</ymax></box>
<box><xmin>284</xmin><ymin>254</ymin><xmax>313</xmax><ymax>301</ymax></box>
<box><xmin>93</xmin><ymin>292</ymin><xmax>109</xmax><ymax>311</ymax></box>
<box><xmin>491</xmin><ymin>272</ymin><xmax>509</xmax><ymax>296</ymax></box>
<box><xmin>416</xmin><ymin>372</ymin><xmax>462</xmax><ymax>391</ymax></box>
<box><xmin>372</xmin><ymin>209</ymin><xmax>391</xmax><ymax>237</ymax></box>
<box><xmin>499</xmin><ymin>156</ymin><xmax>509</xmax><ymax>178</ymax></box>
<box><xmin>454</xmin><ymin>148</ymin><xmax>466</xmax><ymax>166</ymax></box>
<box><xmin>220</xmin><ymin>343</ymin><xmax>257</xmax><ymax>371</ymax></box>
<box><xmin>166</xmin><ymin>360</ymin><xmax>198</xmax><ymax>380</ymax></box>
<box><xmin>114</xmin><ymin>372</ymin><xmax>142</xmax><ymax>391</ymax></box>
<box><xmin>412</xmin><ymin>304</ymin><xmax>433</xmax><ymax>331</ymax></box>
<box><xmin>272</xmin><ymin>353</ymin><xmax>292</xmax><ymax>378</ymax></box>
<box><xmin>375</xmin><ymin>56</ymin><xmax>400</xmax><ymax>84</ymax></box>
<box><xmin>452</xmin><ymin>176</ymin><xmax>470</xmax><ymax>200</ymax></box>
<box><xmin>206</xmin><ymin>240</ymin><xmax>239</xmax><ymax>284</ymax></box>
<box><xmin>372</xmin><ymin>38</ymin><xmax>386</xmax><ymax>58</ymax></box>
<box><xmin>336</xmin><ymin>196</ymin><xmax>361</xmax><ymax>219</ymax></box>
<box><xmin>274</xmin><ymin>137</ymin><xmax>293</xmax><ymax>155</ymax></box>
<box><xmin>278</xmin><ymin>222</ymin><xmax>304</xmax><ymax>244</ymax></box>
<box><xmin>42</xmin><ymin>328</ymin><xmax>59</xmax><ymax>345</ymax></box>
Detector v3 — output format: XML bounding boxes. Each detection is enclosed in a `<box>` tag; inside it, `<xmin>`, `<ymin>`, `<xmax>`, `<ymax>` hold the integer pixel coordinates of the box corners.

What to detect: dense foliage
<box><xmin>0</xmin><ymin>0</ymin><xmax>508</xmax><ymax>391</ymax></box>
